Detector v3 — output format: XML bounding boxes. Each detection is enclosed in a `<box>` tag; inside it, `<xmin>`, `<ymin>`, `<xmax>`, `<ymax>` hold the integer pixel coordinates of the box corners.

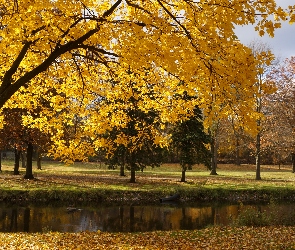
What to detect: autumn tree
<box><xmin>0</xmin><ymin>108</ymin><xmax>51</xmax><ymax>178</ymax></box>
<box><xmin>217</xmin><ymin>117</ymin><xmax>254</xmax><ymax>165</ymax></box>
<box><xmin>98</xmin><ymin>77</ymin><xmax>165</xmax><ymax>183</ymax></box>
<box><xmin>247</xmin><ymin>41</ymin><xmax>277</xmax><ymax>180</ymax></box>
<box><xmin>0</xmin><ymin>1</ymin><xmax>292</xmax><ymax>162</ymax></box>
<box><xmin>265</xmin><ymin>57</ymin><xmax>295</xmax><ymax>172</ymax></box>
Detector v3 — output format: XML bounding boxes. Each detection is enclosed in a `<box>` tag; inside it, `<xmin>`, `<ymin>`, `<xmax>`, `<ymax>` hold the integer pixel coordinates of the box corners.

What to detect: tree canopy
<box><xmin>0</xmin><ymin>0</ymin><xmax>294</xmax><ymax>161</ymax></box>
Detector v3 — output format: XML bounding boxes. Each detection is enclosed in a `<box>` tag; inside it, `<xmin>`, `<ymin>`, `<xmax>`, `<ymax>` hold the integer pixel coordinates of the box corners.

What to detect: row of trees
<box><xmin>0</xmin><ymin>1</ymin><xmax>294</xmax><ymax>182</ymax></box>
<box><xmin>1</xmin><ymin>52</ymin><xmax>295</xmax><ymax>183</ymax></box>
<box><xmin>1</xmin><ymin>51</ymin><xmax>295</xmax><ymax>182</ymax></box>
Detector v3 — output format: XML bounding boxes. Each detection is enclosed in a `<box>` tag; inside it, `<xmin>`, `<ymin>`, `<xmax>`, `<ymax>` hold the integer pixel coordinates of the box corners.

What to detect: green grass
<box><xmin>1</xmin><ymin>160</ymin><xmax>295</xmax><ymax>204</ymax></box>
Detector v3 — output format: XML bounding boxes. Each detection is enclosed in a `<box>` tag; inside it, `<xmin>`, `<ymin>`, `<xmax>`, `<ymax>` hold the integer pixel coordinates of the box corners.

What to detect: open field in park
<box><xmin>0</xmin><ymin>160</ymin><xmax>295</xmax><ymax>204</ymax></box>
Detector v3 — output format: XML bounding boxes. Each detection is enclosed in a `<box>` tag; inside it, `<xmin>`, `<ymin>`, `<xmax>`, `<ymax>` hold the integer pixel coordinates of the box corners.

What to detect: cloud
<box><xmin>234</xmin><ymin>0</ymin><xmax>295</xmax><ymax>60</ymax></box>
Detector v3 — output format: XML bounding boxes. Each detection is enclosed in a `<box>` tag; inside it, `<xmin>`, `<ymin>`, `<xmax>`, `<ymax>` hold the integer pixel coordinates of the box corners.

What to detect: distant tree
<box><xmin>171</xmin><ymin>106</ymin><xmax>211</xmax><ymax>182</ymax></box>
<box><xmin>0</xmin><ymin>108</ymin><xmax>51</xmax><ymax>178</ymax></box>
<box><xmin>248</xmin><ymin>41</ymin><xmax>277</xmax><ymax>180</ymax></box>
<box><xmin>265</xmin><ymin>56</ymin><xmax>295</xmax><ymax>172</ymax></box>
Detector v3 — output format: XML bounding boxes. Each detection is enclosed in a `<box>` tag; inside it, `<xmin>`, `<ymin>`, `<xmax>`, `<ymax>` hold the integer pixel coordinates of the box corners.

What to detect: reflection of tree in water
<box><xmin>23</xmin><ymin>208</ymin><xmax>30</xmax><ymax>232</ymax></box>
<box><xmin>0</xmin><ymin>204</ymin><xmax>295</xmax><ymax>233</ymax></box>
<box><xmin>101</xmin><ymin>206</ymin><xmax>163</xmax><ymax>232</ymax></box>
<box><xmin>179</xmin><ymin>206</ymin><xmax>215</xmax><ymax>230</ymax></box>
<box><xmin>10</xmin><ymin>208</ymin><xmax>17</xmax><ymax>232</ymax></box>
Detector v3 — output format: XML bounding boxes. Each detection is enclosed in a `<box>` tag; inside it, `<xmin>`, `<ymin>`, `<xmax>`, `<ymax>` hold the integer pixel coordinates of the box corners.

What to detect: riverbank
<box><xmin>0</xmin><ymin>161</ymin><xmax>295</xmax><ymax>205</ymax></box>
<box><xmin>0</xmin><ymin>226</ymin><xmax>294</xmax><ymax>249</ymax></box>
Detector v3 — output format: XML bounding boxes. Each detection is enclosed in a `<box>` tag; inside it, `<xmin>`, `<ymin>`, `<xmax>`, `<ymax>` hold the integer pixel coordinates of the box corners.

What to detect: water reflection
<box><xmin>0</xmin><ymin>203</ymin><xmax>294</xmax><ymax>233</ymax></box>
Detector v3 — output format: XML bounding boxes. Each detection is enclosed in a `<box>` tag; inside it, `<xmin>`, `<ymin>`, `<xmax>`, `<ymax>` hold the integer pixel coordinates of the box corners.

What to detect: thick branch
<box><xmin>0</xmin><ymin>41</ymin><xmax>33</xmax><ymax>92</ymax></box>
<box><xmin>102</xmin><ymin>0</ymin><xmax>123</xmax><ymax>18</ymax></box>
<box><xmin>0</xmin><ymin>28</ymin><xmax>100</xmax><ymax>108</ymax></box>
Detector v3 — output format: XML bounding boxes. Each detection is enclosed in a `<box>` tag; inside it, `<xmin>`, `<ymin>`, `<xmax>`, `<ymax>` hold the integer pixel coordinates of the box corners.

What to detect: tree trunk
<box><xmin>14</xmin><ymin>148</ymin><xmax>20</xmax><ymax>175</ymax></box>
<box><xmin>256</xmin><ymin>132</ymin><xmax>262</xmax><ymax>180</ymax></box>
<box><xmin>120</xmin><ymin>165</ymin><xmax>125</xmax><ymax>176</ymax></box>
<box><xmin>235</xmin><ymin>138</ymin><xmax>241</xmax><ymax>166</ymax></box>
<box><xmin>292</xmin><ymin>153</ymin><xmax>295</xmax><ymax>173</ymax></box>
<box><xmin>0</xmin><ymin>150</ymin><xmax>2</xmax><ymax>172</ymax></box>
<box><xmin>181</xmin><ymin>165</ymin><xmax>186</xmax><ymax>182</ymax></box>
<box><xmin>210</xmin><ymin>137</ymin><xmax>218</xmax><ymax>175</ymax></box>
<box><xmin>130</xmin><ymin>161</ymin><xmax>136</xmax><ymax>183</ymax></box>
<box><xmin>130</xmin><ymin>166</ymin><xmax>136</xmax><ymax>183</ymax></box>
<box><xmin>24</xmin><ymin>142</ymin><xmax>34</xmax><ymax>179</ymax></box>
<box><xmin>36</xmin><ymin>150</ymin><xmax>42</xmax><ymax>170</ymax></box>
<box><xmin>21</xmin><ymin>151</ymin><xmax>27</xmax><ymax>168</ymax></box>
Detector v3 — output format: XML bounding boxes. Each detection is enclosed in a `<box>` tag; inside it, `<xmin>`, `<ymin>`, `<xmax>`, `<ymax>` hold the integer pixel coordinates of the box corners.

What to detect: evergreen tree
<box><xmin>171</xmin><ymin>106</ymin><xmax>211</xmax><ymax>182</ymax></box>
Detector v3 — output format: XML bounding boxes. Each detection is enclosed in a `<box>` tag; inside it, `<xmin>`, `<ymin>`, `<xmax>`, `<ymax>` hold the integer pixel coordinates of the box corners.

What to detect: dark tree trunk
<box><xmin>0</xmin><ymin>150</ymin><xmax>2</xmax><ymax>171</ymax></box>
<box><xmin>210</xmin><ymin>137</ymin><xmax>218</xmax><ymax>175</ymax></box>
<box><xmin>181</xmin><ymin>166</ymin><xmax>186</xmax><ymax>182</ymax></box>
<box><xmin>14</xmin><ymin>148</ymin><xmax>20</xmax><ymax>175</ymax></box>
<box><xmin>130</xmin><ymin>165</ymin><xmax>136</xmax><ymax>183</ymax></box>
<box><xmin>36</xmin><ymin>150</ymin><xmax>42</xmax><ymax>170</ymax></box>
<box><xmin>120</xmin><ymin>165</ymin><xmax>125</xmax><ymax>176</ymax></box>
<box><xmin>21</xmin><ymin>151</ymin><xmax>27</xmax><ymax>168</ymax></box>
<box><xmin>292</xmin><ymin>153</ymin><xmax>295</xmax><ymax>173</ymax></box>
<box><xmin>24</xmin><ymin>142</ymin><xmax>34</xmax><ymax>179</ymax></box>
<box><xmin>256</xmin><ymin>133</ymin><xmax>261</xmax><ymax>180</ymax></box>
<box><xmin>129</xmin><ymin>153</ymin><xmax>136</xmax><ymax>183</ymax></box>
<box><xmin>181</xmin><ymin>170</ymin><xmax>186</xmax><ymax>182</ymax></box>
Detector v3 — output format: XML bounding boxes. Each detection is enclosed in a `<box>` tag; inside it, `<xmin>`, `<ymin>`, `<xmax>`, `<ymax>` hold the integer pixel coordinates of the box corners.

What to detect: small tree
<box><xmin>105</xmin><ymin>108</ymin><xmax>165</xmax><ymax>183</ymax></box>
<box><xmin>171</xmin><ymin>106</ymin><xmax>211</xmax><ymax>182</ymax></box>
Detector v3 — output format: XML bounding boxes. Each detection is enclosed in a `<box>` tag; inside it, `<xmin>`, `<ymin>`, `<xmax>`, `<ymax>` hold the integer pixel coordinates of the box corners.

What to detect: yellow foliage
<box><xmin>0</xmin><ymin>0</ymin><xmax>291</xmax><ymax>160</ymax></box>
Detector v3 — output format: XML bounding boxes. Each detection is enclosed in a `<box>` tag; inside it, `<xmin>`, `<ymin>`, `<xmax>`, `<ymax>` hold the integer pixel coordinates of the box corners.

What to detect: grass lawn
<box><xmin>0</xmin><ymin>160</ymin><xmax>295</xmax><ymax>204</ymax></box>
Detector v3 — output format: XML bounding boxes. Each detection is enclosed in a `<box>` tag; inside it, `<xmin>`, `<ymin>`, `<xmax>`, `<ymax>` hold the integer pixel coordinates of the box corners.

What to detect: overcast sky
<box><xmin>234</xmin><ymin>0</ymin><xmax>295</xmax><ymax>60</ymax></box>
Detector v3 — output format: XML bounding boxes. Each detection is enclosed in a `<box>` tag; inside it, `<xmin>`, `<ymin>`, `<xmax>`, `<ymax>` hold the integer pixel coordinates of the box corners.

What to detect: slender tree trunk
<box><xmin>210</xmin><ymin>137</ymin><xmax>218</xmax><ymax>175</ymax></box>
<box><xmin>236</xmin><ymin>138</ymin><xmax>241</xmax><ymax>166</ymax></box>
<box><xmin>181</xmin><ymin>170</ymin><xmax>186</xmax><ymax>182</ymax></box>
<box><xmin>24</xmin><ymin>142</ymin><xmax>34</xmax><ymax>179</ymax></box>
<box><xmin>180</xmin><ymin>165</ymin><xmax>186</xmax><ymax>182</ymax></box>
<box><xmin>120</xmin><ymin>156</ymin><xmax>125</xmax><ymax>176</ymax></box>
<box><xmin>14</xmin><ymin>148</ymin><xmax>20</xmax><ymax>175</ymax></box>
<box><xmin>36</xmin><ymin>150</ymin><xmax>42</xmax><ymax>170</ymax></box>
<box><xmin>130</xmin><ymin>165</ymin><xmax>136</xmax><ymax>183</ymax></box>
<box><xmin>120</xmin><ymin>165</ymin><xmax>125</xmax><ymax>176</ymax></box>
<box><xmin>292</xmin><ymin>153</ymin><xmax>295</xmax><ymax>173</ymax></box>
<box><xmin>0</xmin><ymin>150</ymin><xmax>2</xmax><ymax>172</ymax></box>
<box><xmin>256</xmin><ymin>74</ymin><xmax>262</xmax><ymax>180</ymax></box>
<box><xmin>256</xmin><ymin>132</ymin><xmax>262</xmax><ymax>180</ymax></box>
<box><xmin>21</xmin><ymin>151</ymin><xmax>27</xmax><ymax>168</ymax></box>
<box><xmin>129</xmin><ymin>152</ymin><xmax>136</xmax><ymax>183</ymax></box>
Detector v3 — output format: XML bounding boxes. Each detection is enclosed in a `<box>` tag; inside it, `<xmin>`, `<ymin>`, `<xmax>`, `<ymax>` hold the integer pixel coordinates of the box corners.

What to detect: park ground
<box><xmin>0</xmin><ymin>161</ymin><xmax>295</xmax><ymax>249</ymax></box>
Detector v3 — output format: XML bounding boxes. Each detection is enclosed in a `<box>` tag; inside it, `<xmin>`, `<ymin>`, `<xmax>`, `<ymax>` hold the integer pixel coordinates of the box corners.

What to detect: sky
<box><xmin>234</xmin><ymin>0</ymin><xmax>295</xmax><ymax>60</ymax></box>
